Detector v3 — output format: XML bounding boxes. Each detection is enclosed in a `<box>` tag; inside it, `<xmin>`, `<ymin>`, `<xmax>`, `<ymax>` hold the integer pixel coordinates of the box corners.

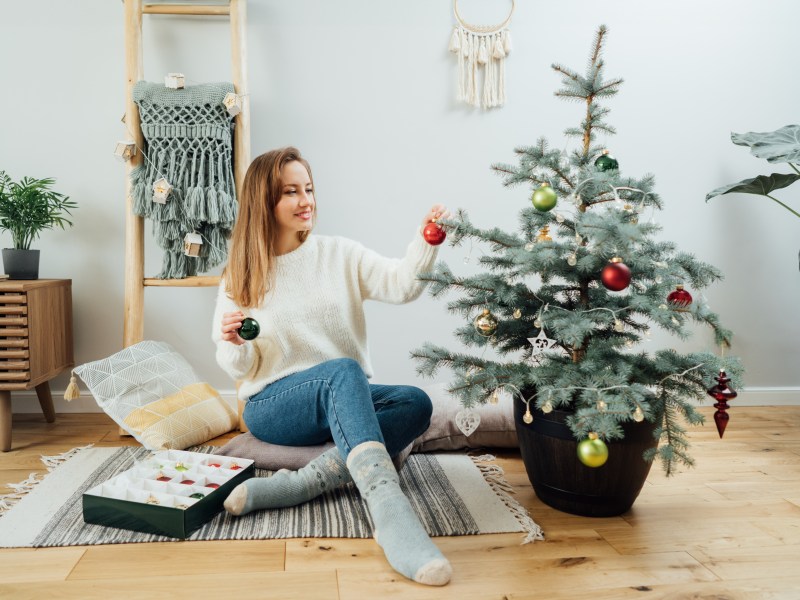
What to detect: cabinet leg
<box><xmin>1</xmin><ymin>390</ymin><xmax>11</xmax><ymax>452</ymax></box>
<box><xmin>35</xmin><ymin>382</ymin><xmax>57</xmax><ymax>423</ymax></box>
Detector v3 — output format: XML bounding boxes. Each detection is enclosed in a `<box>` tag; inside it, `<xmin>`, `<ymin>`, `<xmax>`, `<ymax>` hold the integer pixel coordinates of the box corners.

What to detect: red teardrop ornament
<box><xmin>423</xmin><ymin>221</ymin><xmax>447</xmax><ymax>246</ymax></box>
<box><xmin>667</xmin><ymin>285</ymin><xmax>693</xmax><ymax>308</ymax></box>
<box><xmin>601</xmin><ymin>257</ymin><xmax>631</xmax><ymax>291</ymax></box>
<box><xmin>707</xmin><ymin>369</ymin><xmax>737</xmax><ymax>438</ymax></box>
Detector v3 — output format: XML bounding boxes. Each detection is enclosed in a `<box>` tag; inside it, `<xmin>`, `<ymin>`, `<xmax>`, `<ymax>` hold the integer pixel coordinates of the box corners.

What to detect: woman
<box><xmin>212</xmin><ymin>147</ymin><xmax>451</xmax><ymax>586</ymax></box>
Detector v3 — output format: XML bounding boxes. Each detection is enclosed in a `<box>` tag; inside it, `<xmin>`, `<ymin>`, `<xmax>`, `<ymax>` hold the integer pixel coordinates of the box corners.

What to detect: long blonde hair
<box><xmin>223</xmin><ymin>147</ymin><xmax>315</xmax><ymax>308</ymax></box>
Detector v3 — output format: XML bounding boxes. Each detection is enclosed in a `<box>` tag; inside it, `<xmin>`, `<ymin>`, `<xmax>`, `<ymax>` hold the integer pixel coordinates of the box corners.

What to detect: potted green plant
<box><xmin>705</xmin><ymin>124</ymin><xmax>800</xmax><ymax>268</ymax></box>
<box><xmin>0</xmin><ymin>171</ymin><xmax>77</xmax><ymax>279</ymax></box>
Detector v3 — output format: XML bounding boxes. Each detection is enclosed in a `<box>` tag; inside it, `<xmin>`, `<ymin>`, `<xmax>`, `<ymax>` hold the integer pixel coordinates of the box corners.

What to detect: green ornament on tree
<box><xmin>577</xmin><ymin>433</ymin><xmax>609</xmax><ymax>468</ymax></box>
<box><xmin>239</xmin><ymin>317</ymin><xmax>260</xmax><ymax>341</ymax></box>
<box><xmin>531</xmin><ymin>184</ymin><xmax>558</xmax><ymax>212</ymax></box>
<box><xmin>594</xmin><ymin>149</ymin><xmax>619</xmax><ymax>172</ymax></box>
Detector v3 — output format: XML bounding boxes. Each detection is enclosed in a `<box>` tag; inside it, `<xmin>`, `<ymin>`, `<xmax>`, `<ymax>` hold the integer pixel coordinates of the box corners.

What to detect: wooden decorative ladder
<box><xmin>122</xmin><ymin>0</ymin><xmax>250</xmax><ymax>430</ymax></box>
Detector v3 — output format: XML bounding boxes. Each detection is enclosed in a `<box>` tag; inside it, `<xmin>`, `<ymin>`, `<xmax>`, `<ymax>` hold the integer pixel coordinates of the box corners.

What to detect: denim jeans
<box><xmin>243</xmin><ymin>358</ymin><xmax>433</xmax><ymax>460</ymax></box>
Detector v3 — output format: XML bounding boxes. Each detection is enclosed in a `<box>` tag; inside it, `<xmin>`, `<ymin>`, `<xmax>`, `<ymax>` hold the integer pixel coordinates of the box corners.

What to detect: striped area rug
<box><xmin>0</xmin><ymin>446</ymin><xmax>542</xmax><ymax>547</ymax></box>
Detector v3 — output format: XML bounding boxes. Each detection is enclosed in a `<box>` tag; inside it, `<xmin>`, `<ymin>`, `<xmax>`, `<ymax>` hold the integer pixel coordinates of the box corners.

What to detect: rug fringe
<box><xmin>470</xmin><ymin>453</ymin><xmax>545</xmax><ymax>545</ymax></box>
<box><xmin>41</xmin><ymin>444</ymin><xmax>95</xmax><ymax>472</ymax></box>
<box><xmin>0</xmin><ymin>444</ymin><xmax>94</xmax><ymax>517</ymax></box>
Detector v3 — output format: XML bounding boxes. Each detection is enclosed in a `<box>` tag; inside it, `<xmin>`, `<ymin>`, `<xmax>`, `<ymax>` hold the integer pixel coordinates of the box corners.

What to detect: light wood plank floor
<box><xmin>1</xmin><ymin>407</ymin><xmax>799</xmax><ymax>599</ymax></box>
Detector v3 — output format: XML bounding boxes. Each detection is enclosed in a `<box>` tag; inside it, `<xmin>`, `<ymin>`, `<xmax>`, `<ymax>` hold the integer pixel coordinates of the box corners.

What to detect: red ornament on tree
<box><xmin>601</xmin><ymin>257</ymin><xmax>631</xmax><ymax>291</ymax></box>
<box><xmin>667</xmin><ymin>284</ymin><xmax>693</xmax><ymax>309</ymax></box>
<box><xmin>423</xmin><ymin>221</ymin><xmax>447</xmax><ymax>246</ymax></box>
<box><xmin>707</xmin><ymin>369</ymin><xmax>737</xmax><ymax>438</ymax></box>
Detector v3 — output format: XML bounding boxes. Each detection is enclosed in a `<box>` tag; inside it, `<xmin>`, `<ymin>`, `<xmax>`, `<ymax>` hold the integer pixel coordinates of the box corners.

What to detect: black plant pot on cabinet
<box><xmin>514</xmin><ymin>397</ymin><xmax>658</xmax><ymax>517</ymax></box>
<box><xmin>2</xmin><ymin>249</ymin><xmax>40</xmax><ymax>279</ymax></box>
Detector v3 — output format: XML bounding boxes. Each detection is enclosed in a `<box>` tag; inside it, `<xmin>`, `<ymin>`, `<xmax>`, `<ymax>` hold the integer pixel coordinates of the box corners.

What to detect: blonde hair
<box><xmin>223</xmin><ymin>147</ymin><xmax>315</xmax><ymax>308</ymax></box>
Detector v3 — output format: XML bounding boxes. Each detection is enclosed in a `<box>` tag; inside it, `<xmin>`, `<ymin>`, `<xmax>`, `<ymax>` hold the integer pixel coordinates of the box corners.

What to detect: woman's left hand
<box><xmin>421</xmin><ymin>204</ymin><xmax>451</xmax><ymax>229</ymax></box>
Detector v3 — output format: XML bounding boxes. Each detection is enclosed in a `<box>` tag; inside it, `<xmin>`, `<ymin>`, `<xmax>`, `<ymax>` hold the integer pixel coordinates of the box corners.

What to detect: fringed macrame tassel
<box><xmin>493</xmin><ymin>34</ymin><xmax>506</xmax><ymax>59</ymax></box>
<box><xmin>503</xmin><ymin>29</ymin><xmax>512</xmax><ymax>54</ymax></box>
<box><xmin>477</xmin><ymin>38</ymin><xmax>488</xmax><ymax>65</ymax></box>
<box><xmin>448</xmin><ymin>27</ymin><xmax>460</xmax><ymax>52</ymax></box>
<box><xmin>63</xmin><ymin>372</ymin><xmax>80</xmax><ymax>401</ymax></box>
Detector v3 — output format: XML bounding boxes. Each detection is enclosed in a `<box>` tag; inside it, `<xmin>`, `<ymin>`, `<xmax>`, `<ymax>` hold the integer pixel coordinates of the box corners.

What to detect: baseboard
<box><xmin>9</xmin><ymin>387</ymin><xmax>800</xmax><ymax>414</ymax></box>
<box><xmin>10</xmin><ymin>391</ymin><xmax>240</xmax><ymax>414</ymax></box>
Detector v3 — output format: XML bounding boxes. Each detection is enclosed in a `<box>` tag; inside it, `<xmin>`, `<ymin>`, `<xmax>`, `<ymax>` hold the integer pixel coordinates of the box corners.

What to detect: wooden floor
<box><xmin>1</xmin><ymin>407</ymin><xmax>799</xmax><ymax>599</ymax></box>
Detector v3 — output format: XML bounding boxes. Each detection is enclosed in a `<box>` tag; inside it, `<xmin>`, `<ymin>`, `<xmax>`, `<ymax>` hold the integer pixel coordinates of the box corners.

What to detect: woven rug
<box><xmin>0</xmin><ymin>446</ymin><xmax>542</xmax><ymax>548</ymax></box>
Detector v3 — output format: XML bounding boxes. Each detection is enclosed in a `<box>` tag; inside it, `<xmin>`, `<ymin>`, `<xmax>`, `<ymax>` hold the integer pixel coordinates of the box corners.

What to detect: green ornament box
<box><xmin>82</xmin><ymin>449</ymin><xmax>254</xmax><ymax>539</ymax></box>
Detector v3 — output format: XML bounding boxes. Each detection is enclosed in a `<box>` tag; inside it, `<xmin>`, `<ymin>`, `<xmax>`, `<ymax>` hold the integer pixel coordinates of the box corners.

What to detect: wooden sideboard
<box><xmin>0</xmin><ymin>279</ymin><xmax>73</xmax><ymax>452</ymax></box>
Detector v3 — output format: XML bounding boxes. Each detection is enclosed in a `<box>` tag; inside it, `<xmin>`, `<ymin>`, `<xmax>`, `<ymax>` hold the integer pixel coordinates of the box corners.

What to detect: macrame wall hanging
<box><xmin>449</xmin><ymin>0</ymin><xmax>514</xmax><ymax>109</ymax></box>
<box><xmin>130</xmin><ymin>81</ymin><xmax>237</xmax><ymax>279</ymax></box>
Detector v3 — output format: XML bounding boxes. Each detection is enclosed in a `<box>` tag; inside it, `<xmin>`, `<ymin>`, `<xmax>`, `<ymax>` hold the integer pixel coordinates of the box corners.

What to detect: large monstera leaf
<box><xmin>706</xmin><ymin>172</ymin><xmax>800</xmax><ymax>201</ymax></box>
<box><xmin>731</xmin><ymin>124</ymin><xmax>800</xmax><ymax>164</ymax></box>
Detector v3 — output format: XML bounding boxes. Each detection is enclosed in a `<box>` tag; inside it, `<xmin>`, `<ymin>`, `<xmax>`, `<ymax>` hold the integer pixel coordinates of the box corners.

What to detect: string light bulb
<box><xmin>633</xmin><ymin>406</ymin><xmax>644</xmax><ymax>422</ymax></box>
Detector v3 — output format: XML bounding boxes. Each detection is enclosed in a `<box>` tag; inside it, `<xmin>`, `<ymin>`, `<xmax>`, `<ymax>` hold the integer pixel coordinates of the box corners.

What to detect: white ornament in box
<box><xmin>113</xmin><ymin>141</ymin><xmax>136</xmax><ymax>162</ymax></box>
<box><xmin>184</xmin><ymin>232</ymin><xmax>203</xmax><ymax>257</ymax></box>
<box><xmin>152</xmin><ymin>178</ymin><xmax>173</xmax><ymax>204</ymax></box>
<box><xmin>223</xmin><ymin>92</ymin><xmax>242</xmax><ymax>117</ymax></box>
<box><xmin>165</xmin><ymin>73</ymin><xmax>185</xmax><ymax>89</ymax></box>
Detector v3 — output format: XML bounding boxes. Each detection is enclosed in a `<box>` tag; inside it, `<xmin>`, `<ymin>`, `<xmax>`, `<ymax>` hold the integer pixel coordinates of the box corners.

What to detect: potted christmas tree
<box><xmin>412</xmin><ymin>26</ymin><xmax>742</xmax><ymax>517</ymax></box>
<box><xmin>0</xmin><ymin>171</ymin><xmax>76</xmax><ymax>279</ymax></box>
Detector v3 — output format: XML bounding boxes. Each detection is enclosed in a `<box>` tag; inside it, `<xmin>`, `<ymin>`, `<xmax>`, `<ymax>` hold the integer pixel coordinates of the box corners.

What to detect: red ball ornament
<box><xmin>423</xmin><ymin>221</ymin><xmax>447</xmax><ymax>246</ymax></box>
<box><xmin>667</xmin><ymin>284</ymin><xmax>693</xmax><ymax>309</ymax></box>
<box><xmin>601</xmin><ymin>257</ymin><xmax>631</xmax><ymax>291</ymax></box>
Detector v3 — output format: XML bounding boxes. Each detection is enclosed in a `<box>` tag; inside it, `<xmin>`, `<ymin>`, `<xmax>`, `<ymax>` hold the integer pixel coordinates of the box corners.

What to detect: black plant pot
<box><xmin>2</xmin><ymin>248</ymin><xmax>40</xmax><ymax>280</ymax></box>
<box><xmin>514</xmin><ymin>398</ymin><xmax>658</xmax><ymax>517</ymax></box>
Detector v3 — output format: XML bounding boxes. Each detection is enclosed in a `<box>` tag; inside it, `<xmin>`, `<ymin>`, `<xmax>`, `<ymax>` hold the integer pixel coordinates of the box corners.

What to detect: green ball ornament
<box><xmin>594</xmin><ymin>150</ymin><xmax>619</xmax><ymax>172</ymax></box>
<box><xmin>577</xmin><ymin>433</ymin><xmax>609</xmax><ymax>468</ymax></box>
<box><xmin>531</xmin><ymin>184</ymin><xmax>558</xmax><ymax>212</ymax></box>
<box><xmin>239</xmin><ymin>317</ymin><xmax>260</xmax><ymax>341</ymax></box>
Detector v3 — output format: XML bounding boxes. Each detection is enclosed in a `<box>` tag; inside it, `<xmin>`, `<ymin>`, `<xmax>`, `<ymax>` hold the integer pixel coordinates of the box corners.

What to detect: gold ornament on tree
<box><xmin>536</xmin><ymin>225</ymin><xmax>553</xmax><ymax>242</ymax></box>
<box><xmin>473</xmin><ymin>308</ymin><xmax>499</xmax><ymax>337</ymax></box>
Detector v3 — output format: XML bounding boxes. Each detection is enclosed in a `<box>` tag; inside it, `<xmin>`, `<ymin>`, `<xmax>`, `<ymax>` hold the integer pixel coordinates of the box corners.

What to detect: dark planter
<box><xmin>514</xmin><ymin>397</ymin><xmax>658</xmax><ymax>517</ymax></box>
<box><xmin>2</xmin><ymin>248</ymin><xmax>40</xmax><ymax>280</ymax></box>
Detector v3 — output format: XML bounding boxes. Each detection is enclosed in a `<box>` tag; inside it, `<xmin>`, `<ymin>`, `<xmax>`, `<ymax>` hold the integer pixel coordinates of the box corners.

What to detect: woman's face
<box><xmin>274</xmin><ymin>160</ymin><xmax>315</xmax><ymax>235</ymax></box>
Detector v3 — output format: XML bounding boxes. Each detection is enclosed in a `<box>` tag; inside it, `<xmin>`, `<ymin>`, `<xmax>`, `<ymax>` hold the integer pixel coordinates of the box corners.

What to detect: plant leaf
<box><xmin>705</xmin><ymin>172</ymin><xmax>800</xmax><ymax>200</ymax></box>
<box><xmin>731</xmin><ymin>124</ymin><xmax>800</xmax><ymax>164</ymax></box>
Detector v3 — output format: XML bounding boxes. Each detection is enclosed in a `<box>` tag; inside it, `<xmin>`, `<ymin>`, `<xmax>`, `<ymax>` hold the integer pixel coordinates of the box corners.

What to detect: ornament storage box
<box><xmin>82</xmin><ymin>450</ymin><xmax>254</xmax><ymax>539</ymax></box>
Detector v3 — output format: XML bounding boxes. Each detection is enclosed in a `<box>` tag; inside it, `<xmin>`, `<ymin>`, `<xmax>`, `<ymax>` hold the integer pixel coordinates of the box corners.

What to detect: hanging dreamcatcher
<box><xmin>448</xmin><ymin>0</ymin><xmax>514</xmax><ymax>109</ymax></box>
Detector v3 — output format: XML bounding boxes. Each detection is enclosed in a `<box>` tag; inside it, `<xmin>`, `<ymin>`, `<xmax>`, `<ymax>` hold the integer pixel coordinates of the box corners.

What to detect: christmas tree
<box><xmin>412</xmin><ymin>26</ymin><xmax>742</xmax><ymax>475</ymax></box>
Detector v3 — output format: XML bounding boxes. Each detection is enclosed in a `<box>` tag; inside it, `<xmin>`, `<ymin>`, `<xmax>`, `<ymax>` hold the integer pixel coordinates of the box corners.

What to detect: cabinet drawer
<box><xmin>0</xmin><ymin>292</ymin><xmax>30</xmax><ymax>377</ymax></box>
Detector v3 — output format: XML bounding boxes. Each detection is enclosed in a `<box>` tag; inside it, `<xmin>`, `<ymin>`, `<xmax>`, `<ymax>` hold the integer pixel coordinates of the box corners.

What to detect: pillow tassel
<box><xmin>64</xmin><ymin>372</ymin><xmax>80</xmax><ymax>401</ymax></box>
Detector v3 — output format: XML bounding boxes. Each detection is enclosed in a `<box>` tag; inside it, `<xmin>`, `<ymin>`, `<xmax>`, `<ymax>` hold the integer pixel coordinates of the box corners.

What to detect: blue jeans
<box><xmin>243</xmin><ymin>358</ymin><xmax>433</xmax><ymax>460</ymax></box>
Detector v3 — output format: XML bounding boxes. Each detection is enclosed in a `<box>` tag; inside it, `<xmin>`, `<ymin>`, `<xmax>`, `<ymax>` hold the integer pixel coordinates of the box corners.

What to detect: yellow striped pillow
<box><xmin>123</xmin><ymin>382</ymin><xmax>236</xmax><ymax>450</ymax></box>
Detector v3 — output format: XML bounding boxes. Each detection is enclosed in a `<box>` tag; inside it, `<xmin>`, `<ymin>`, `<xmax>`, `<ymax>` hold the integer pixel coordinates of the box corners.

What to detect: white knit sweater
<box><xmin>212</xmin><ymin>229</ymin><xmax>439</xmax><ymax>401</ymax></box>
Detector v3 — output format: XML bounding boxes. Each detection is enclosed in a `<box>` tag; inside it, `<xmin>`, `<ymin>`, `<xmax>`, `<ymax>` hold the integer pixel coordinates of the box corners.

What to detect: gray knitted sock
<box><xmin>224</xmin><ymin>447</ymin><xmax>349</xmax><ymax>515</ymax></box>
<box><xmin>347</xmin><ymin>441</ymin><xmax>451</xmax><ymax>586</ymax></box>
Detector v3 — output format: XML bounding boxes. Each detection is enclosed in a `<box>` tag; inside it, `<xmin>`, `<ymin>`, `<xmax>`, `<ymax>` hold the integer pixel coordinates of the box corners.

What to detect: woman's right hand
<box><xmin>221</xmin><ymin>311</ymin><xmax>246</xmax><ymax>346</ymax></box>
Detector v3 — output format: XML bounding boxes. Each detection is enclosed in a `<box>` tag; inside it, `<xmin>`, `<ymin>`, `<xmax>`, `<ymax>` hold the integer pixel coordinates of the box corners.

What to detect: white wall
<box><xmin>2</xmin><ymin>0</ymin><xmax>798</xmax><ymax>413</ymax></box>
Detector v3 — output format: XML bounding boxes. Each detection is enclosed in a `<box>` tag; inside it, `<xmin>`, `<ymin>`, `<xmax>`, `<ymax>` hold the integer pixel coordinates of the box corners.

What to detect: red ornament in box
<box><xmin>423</xmin><ymin>221</ymin><xmax>446</xmax><ymax>246</ymax></box>
<box><xmin>667</xmin><ymin>284</ymin><xmax>693</xmax><ymax>309</ymax></box>
<box><xmin>707</xmin><ymin>369</ymin><xmax>737</xmax><ymax>438</ymax></box>
<box><xmin>601</xmin><ymin>257</ymin><xmax>631</xmax><ymax>291</ymax></box>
